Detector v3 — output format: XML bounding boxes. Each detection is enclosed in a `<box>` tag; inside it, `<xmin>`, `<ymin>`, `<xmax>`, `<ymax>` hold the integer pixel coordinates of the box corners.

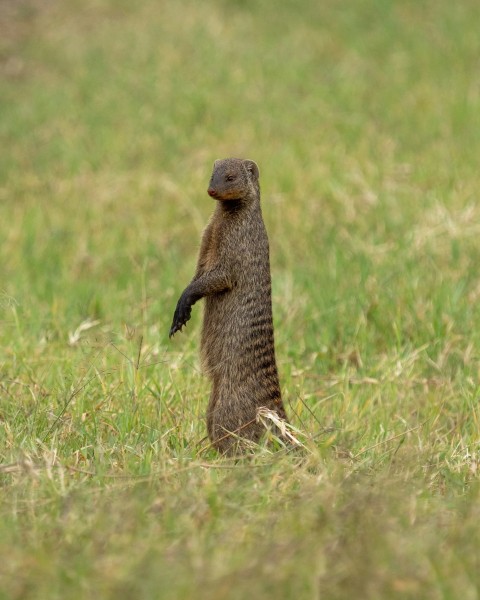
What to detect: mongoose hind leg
<box><xmin>207</xmin><ymin>388</ymin><xmax>263</xmax><ymax>456</ymax></box>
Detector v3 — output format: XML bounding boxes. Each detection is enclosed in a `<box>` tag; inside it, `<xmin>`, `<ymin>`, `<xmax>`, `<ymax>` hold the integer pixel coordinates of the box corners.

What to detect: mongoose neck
<box><xmin>217</xmin><ymin>192</ymin><xmax>260</xmax><ymax>216</ymax></box>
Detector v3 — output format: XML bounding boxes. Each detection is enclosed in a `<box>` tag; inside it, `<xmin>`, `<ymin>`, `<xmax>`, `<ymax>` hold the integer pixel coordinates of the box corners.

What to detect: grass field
<box><xmin>1</xmin><ymin>0</ymin><xmax>480</xmax><ymax>598</ymax></box>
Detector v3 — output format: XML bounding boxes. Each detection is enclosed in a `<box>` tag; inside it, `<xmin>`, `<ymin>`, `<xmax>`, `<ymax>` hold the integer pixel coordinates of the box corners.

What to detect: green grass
<box><xmin>1</xmin><ymin>0</ymin><xmax>480</xmax><ymax>598</ymax></box>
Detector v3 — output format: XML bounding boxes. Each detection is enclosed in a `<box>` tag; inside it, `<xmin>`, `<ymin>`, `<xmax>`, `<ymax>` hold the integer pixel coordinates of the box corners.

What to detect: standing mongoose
<box><xmin>169</xmin><ymin>157</ymin><xmax>288</xmax><ymax>454</ymax></box>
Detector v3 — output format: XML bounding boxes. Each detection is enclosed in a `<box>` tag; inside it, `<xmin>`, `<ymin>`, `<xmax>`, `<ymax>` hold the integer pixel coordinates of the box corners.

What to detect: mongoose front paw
<box><xmin>169</xmin><ymin>294</ymin><xmax>192</xmax><ymax>338</ymax></box>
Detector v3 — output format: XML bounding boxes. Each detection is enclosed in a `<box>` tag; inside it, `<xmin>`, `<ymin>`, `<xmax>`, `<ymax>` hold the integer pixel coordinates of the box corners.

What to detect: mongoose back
<box><xmin>169</xmin><ymin>158</ymin><xmax>288</xmax><ymax>454</ymax></box>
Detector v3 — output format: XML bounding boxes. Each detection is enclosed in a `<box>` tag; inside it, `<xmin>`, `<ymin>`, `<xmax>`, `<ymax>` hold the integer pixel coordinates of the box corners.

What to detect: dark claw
<box><xmin>169</xmin><ymin>321</ymin><xmax>185</xmax><ymax>338</ymax></box>
<box><xmin>169</xmin><ymin>294</ymin><xmax>192</xmax><ymax>338</ymax></box>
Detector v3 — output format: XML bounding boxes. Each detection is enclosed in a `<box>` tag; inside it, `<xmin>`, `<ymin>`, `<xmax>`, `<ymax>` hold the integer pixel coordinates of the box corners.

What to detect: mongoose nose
<box><xmin>208</xmin><ymin>188</ymin><xmax>218</xmax><ymax>198</ymax></box>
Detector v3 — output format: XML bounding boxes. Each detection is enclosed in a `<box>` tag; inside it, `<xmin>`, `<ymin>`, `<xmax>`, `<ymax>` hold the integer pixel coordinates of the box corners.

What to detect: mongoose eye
<box><xmin>226</xmin><ymin>175</ymin><xmax>235</xmax><ymax>182</ymax></box>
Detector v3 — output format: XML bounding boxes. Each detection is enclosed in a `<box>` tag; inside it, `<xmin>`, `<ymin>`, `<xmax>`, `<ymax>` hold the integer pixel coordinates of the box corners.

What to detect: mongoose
<box><xmin>169</xmin><ymin>158</ymin><xmax>288</xmax><ymax>454</ymax></box>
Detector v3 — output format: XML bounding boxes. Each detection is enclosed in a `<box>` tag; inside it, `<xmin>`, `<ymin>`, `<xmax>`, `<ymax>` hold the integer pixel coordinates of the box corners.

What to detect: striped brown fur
<box><xmin>169</xmin><ymin>158</ymin><xmax>288</xmax><ymax>454</ymax></box>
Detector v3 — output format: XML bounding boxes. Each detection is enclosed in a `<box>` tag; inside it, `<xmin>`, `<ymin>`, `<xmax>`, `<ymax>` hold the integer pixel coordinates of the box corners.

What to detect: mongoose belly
<box><xmin>201</xmin><ymin>278</ymin><xmax>286</xmax><ymax>437</ymax></box>
<box><xmin>200</xmin><ymin>284</ymin><xmax>276</xmax><ymax>378</ymax></box>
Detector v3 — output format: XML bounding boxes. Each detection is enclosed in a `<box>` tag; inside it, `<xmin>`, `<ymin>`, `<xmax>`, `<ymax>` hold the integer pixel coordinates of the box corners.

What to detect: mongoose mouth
<box><xmin>207</xmin><ymin>189</ymin><xmax>241</xmax><ymax>204</ymax></box>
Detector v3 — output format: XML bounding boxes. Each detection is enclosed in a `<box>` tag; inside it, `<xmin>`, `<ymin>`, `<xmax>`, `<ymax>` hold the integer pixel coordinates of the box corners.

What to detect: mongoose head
<box><xmin>207</xmin><ymin>158</ymin><xmax>260</xmax><ymax>202</ymax></box>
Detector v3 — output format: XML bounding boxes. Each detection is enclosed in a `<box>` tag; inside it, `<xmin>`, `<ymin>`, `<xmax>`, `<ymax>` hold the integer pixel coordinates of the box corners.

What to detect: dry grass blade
<box><xmin>256</xmin><ymin>407</ymin><xmax>306</xmax><ymax>448</ymax></box>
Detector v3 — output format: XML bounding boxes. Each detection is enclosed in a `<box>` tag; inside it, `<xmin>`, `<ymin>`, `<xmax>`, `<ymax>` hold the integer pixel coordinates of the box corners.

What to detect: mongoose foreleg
<box><xmin>169</xmin><ymin>269</ymin><xmax>231</xmax><ymax>337</ymax></box>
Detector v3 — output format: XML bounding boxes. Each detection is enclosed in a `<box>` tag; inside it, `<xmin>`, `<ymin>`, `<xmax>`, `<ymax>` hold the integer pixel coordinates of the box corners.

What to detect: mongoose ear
<box><xmin>244</xmin><ymin>160</ymin><xmax>259</xmax><ymax>180</ymax></box>
<box><xmin>213</xmin><ymin>159</ymin><xmax>222</xmax><ymax>170</ymax></box>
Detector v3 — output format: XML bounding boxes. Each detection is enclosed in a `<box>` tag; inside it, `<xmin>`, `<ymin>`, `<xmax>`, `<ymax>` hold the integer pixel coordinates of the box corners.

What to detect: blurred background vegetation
<box><xmin>1</xmin><ymin>0</ymin><xmax>479</xmax><ymax>598</ymax></box>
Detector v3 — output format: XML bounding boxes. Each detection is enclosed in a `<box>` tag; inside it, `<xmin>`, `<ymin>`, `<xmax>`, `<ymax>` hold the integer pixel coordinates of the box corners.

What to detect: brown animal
<box><xmin>169</xmin><ymin>158</ymin><xmax>288</xmax><ymax>454</ymax></box>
